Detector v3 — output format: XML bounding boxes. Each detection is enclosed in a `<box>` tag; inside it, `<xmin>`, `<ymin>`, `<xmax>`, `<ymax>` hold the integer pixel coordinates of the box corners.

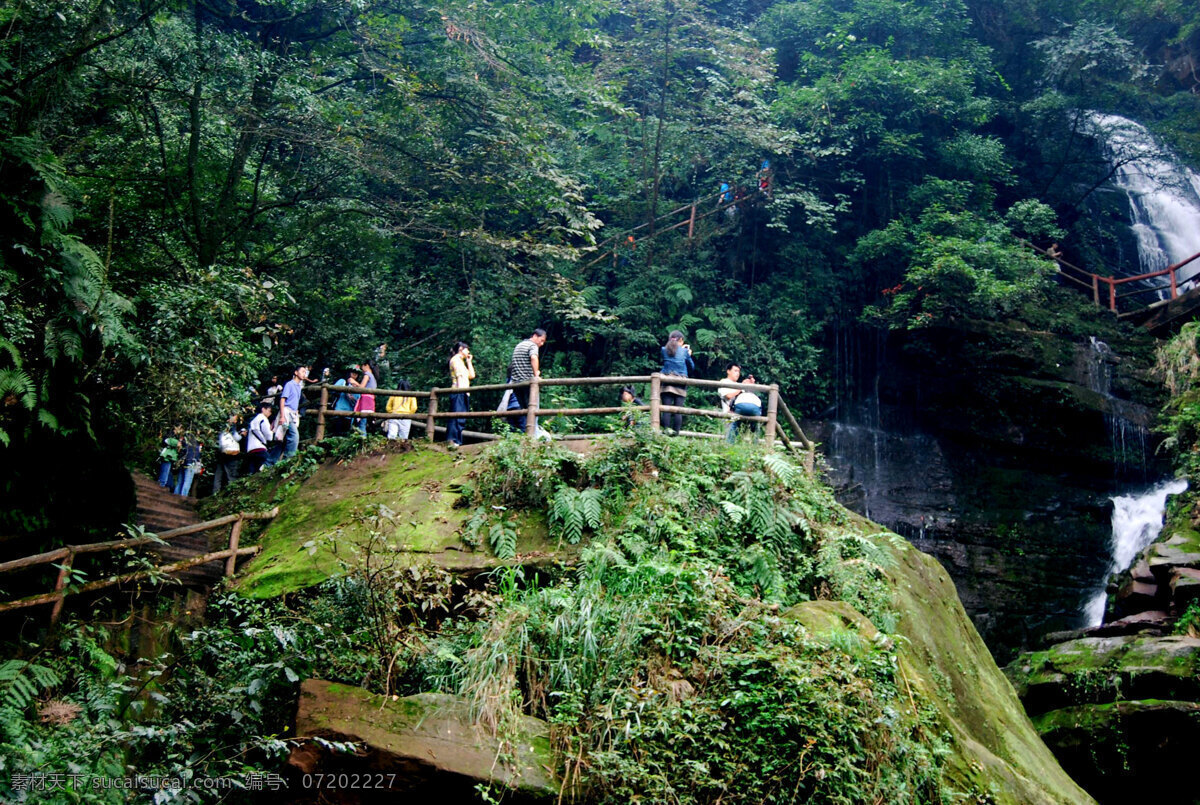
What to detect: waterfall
<box><xmin>1083</xmin><ymin>112</ymin><xmax>1200</xmax><ymax>286</ymax></box>
<box><xmin>1084</xmin><ymin>478</ymin><xmax>1188</xmax><ymax>626</ymax></box>
<box><xmin>1085</xmin><ymin>336</ymin><xmax>1150</xmax><ymax>473</ymax></box>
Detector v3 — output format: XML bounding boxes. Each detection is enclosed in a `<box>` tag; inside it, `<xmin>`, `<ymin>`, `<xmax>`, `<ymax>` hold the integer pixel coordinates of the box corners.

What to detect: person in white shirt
<box><xmin>246</xmin><ymin>401</ymin><xmax>274</xmax><ymax>473</ymax></box>
<box><xmin>726</xmin><ymin>372</ymin><xmax>763</xmax><ymax>443</ymax></box>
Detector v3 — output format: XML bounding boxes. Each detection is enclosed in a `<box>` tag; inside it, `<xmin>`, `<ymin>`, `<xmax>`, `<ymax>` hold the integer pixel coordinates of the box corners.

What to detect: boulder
<box><xmin>1084</xmin><ymin>610</ymin><xmax>1172</xmax><ymax>637</ymax></box>
<box><xmin>1006</xmin><ymin>634</ymin><xmax>1200</xmax><ymax>717</ymax></box>
<box><xmin>287</xmin><ymin>680</ymin><xmax>556</xmax><ymax>803</ymax></box>
<box><xmin>1169</xmin><ymin>567</ymin><xmax>1200</xmax><ymax>611</ymax></box>
<box><xmin>1113</xmin><ymin>579</ymin><xmax>1160</xmax><ymax>616</ymax></box>
<box><xmin>1033</xmin><ymin>700</ymin><xmax>1200</xmax><ymax>805</ymax></box>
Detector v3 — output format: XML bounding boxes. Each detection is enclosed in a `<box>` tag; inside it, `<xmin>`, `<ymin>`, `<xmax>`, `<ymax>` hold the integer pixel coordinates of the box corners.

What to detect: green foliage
<box><xmin>428</xmin><ymin>434</ymin><xmax>950</xmax><ymax>802</ymax></box>
<box><xmin>860</xmin><ymin>204</ymin><xmax>1057</xmax><ymax>329</ymax></box>
<box><xmin>1155</xmin><ymin>323</ymin><xmax>1200</xmax><ymax>480</ymax></box>
<box><xmin>550</xmin><ymin>486</ymin><xmax>605</xmax><ymax>545</ymax></box>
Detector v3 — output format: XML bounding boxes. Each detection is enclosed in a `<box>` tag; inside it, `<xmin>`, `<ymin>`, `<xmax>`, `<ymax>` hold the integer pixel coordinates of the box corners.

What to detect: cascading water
<box><xmin>1084</xmin><ymin>478</ymin><xmax>1188</xmax><ymax>626</ymax></box>
<box><xmin>1083</xmin><ymin>112</ymin><xmax>1200</xmax><ymax>286</ymax></box>
<box><xmin>1085</xmin><ymin>336</ymin><xmax>1150</xmax><ymax>474</ymax></box>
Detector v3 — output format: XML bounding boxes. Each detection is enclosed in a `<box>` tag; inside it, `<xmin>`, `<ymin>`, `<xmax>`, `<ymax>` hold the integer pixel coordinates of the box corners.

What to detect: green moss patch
<box><xmin>883</xmin><ymin>538</ymin><xmax>1094</xmax><ymax>804</ymax></box>
<box><xmin>234</xmin><ymin>444</ymin><xmax>554</xmax><ymax>598</ymax></box>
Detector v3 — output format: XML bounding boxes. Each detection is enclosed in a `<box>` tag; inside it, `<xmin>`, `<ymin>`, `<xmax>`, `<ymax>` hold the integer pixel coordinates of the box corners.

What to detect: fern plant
<box><xmin>489</xmin><ymin>520</ymin><xmax>519</xmax><ymax>560</ymax></box>
<box><xmin>0</xmin><ymin>659</ymin><xmax>61</xmax><ymax>712</ymax></box>
<box><xmin>550</xmin><ymin>487</ymin><xmax>603</xmax><ymax>544</ymax></box>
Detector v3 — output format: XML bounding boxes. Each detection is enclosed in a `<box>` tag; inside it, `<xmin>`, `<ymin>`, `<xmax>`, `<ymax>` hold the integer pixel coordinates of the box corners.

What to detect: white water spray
<box><xmin>1083</xmin><ymin>113</ymin><xmax>1200</xmax><ymax>285</ymax></box>
<box><xmin>1084</xmin><ymin>478</ymin><xmax>1188</xmax><ymax>626</ymax></box>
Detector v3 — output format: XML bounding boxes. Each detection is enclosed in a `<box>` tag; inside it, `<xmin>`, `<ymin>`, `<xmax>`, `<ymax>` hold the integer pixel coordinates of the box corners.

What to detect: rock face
<box><xmin>1006</xmin><ymin>508</ymin><xmax>1200</xmax><ymax>803</ymax></box>
<box><xmin>878</xmin><ymin>535</ymin><xmax>1095</xmax><ymax>803</ymax></box>
<box><xmin>821</xmin><ymin>319</ymin><xmax>1163</xmax><ymax>658</ymax></box>
<box><xmin>287</xmin><ymin>680</ymin><xmax>556</xmax><ymax>803</ymax></box>
<box><xmin>1005</xmin><ymin>634</ymin><xmax>1200</xmax><ymax>803</ymax></box>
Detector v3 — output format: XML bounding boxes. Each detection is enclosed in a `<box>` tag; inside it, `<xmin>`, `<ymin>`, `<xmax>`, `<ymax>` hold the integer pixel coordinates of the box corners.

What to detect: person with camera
<box><xmin>447</xmin><ymin>341</ymin><xmax>475</xmax><ymax>447</ymax></box>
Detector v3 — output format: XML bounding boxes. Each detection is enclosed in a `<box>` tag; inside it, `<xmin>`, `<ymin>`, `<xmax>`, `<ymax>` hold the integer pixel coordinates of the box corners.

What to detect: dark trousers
<box><xmin>447</xmin><ymin>392</ymin><xmax>468</xmax><ymax>444</ymax></box>
<box><xmin>509</xmin><ymin>385</ymin><xmax>529</xmax><ymax>433</ymax></box>
<box><xmin>661</xmin><ymin>392</ymin><xmax>685</xmax><ymax>433</ymax></box>
<box><xmin>247</xmin><ymin>450</ymin><xmax>268</xmax><ymax>474</ymax></box>
<box><xmin>213</xmin><ymin>454</ymin><xmax>239</xmax><ymax>494</ymax></box>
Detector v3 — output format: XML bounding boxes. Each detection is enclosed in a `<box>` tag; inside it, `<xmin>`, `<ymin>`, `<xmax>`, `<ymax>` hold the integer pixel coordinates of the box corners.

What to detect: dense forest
<box><xmin>2</xmin><ymin>0</ymin><xmax>1198</xmax><ymax>523</ymax></box>
<box><xmin>5</xmin><ymin>2</ymin><xmax>1200</xmax><ymax>803</ymax></box>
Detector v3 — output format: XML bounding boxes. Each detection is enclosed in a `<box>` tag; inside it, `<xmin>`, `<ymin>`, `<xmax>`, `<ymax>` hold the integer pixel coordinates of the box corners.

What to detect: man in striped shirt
<box><xmin>508</xmin><ymin>328</ymin><xmax>546</xmax><ymax>433</ymax></box>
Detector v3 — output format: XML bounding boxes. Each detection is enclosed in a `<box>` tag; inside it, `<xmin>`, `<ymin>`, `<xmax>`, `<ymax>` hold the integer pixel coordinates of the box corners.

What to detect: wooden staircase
<box><xmin>131</xmin><ymin>474</ymin><xmax>224</xmax><ymax>587</ymax></box>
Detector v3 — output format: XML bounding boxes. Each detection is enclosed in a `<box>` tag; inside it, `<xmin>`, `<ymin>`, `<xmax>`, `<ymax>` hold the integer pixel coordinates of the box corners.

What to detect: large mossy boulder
<box><xmin>287</xmin><ymin>680</ymin><xmax>556</xmax><ymax>802</ymax></box>
<box><xmin>244</xmin><ymin>439</ymin><xmax>1091</xmax><ymax>803</ymax></box>
<box><xmin>232</xmin><ymin>445</ymin><xmax>559</xmax><ymax>599</ymax></box>
<box><xmin>1005</xmin><ymin>633</ymin><xmax>1200</xmax><ymax>802</ymax></box>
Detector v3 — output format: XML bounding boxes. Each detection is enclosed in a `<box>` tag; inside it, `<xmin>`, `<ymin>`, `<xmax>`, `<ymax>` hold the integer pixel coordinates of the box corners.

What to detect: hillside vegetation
<box><xmin>2</xmin><ymin>434</ymin><xmax>1092</xmax><ymax>802</ymax></box>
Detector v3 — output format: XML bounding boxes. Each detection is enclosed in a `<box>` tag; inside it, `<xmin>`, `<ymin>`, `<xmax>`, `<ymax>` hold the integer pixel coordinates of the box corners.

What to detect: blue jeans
<box><xmin>284</xmin><ymin>418</ymin><xmax>300</xmax><ymax>458</ymax></box>
<box><xmin>727</xmin><ymin>401</ymin><xmax>762</xmax><ymax>443</ymax></box>
<box><xmin>157</xmin><ymin>461</ymin><xmax>174</xmax><ymax>488</ymax></box>
<box><xmin>447</xmin><ymin>392</ymin><xmax>468</xmax><ymax>444</ymax></box>
<box><xmin>509</xmin><ymin>386</ymin><xmax>533</xmax><ymax>433</ymax></box>
<box><xmin>174</xmin><ymin>463</ymin><xmax>198</xmax><ymax>497</ymax></box>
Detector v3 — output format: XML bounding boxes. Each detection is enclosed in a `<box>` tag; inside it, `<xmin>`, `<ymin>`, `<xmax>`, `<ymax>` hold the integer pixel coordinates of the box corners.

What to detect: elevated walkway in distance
<box><xmin>1035</xmin><ymin>242</ymin><xmax>1200</xmax><ymax>336</ymax></box>
<box><xmin>1119</xmin><ymin>282</ymin><xmax>1200</xmax><ymax>335</ymax></box>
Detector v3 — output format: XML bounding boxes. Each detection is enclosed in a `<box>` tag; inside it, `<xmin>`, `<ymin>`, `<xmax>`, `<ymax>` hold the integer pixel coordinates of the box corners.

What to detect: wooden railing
<box><xmin>0</xmin><ymin>509</ymin><xmax>278</xmax><ymax>624</ymax></box>
<box><xmin>583</xmin><ymin>185</ymin><xmax>765</xmax><ymax>270</ymax></box>
<box><xmin>307</xmin><ymin>373</ymin><xmax>817</xmax><ymax>471</ymax></box>
<box><xmin>1031</xmin><ymin>241</ymin><xmax>1200</xmax><ymax>316</ymax></box>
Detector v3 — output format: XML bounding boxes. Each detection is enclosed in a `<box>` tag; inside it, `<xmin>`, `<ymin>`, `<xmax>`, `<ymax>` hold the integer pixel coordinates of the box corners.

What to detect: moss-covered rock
<box><xmin>882</xmin><ymin>536</ymin><xmax>1094</xmax><ymax>804</ymax></box>
<box><xmin>233</xmin><ymin>444</ymin><xmax>559</xmax><ymax>598</ymax></box>
<box><xmin>1005</xmin><ymin>634</ymin><xmax>1200</xmax><ymax>716</ymax></box>
<box><xmin>288</xmin><ymin>679</ymin><xmax>556</xmax><ymax>800</ymax></box>
<box><xmin>1031</xmin><ymin>700</ymin><xmax>1200</xmax><ymax>804</ymax></box>
<box><xmin>248</xmin><ymin>438</ymin><xmax>1092</xmax><ymax>804</ymax></box>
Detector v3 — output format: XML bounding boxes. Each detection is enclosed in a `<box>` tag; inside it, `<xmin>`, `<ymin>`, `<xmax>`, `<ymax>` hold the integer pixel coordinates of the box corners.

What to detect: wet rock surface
<box><xmin>286</xmin><ymin>680</ymin><xmax>556</xmax><ymax>804</ymax></box>
<box><xmin>820</xmin><ymin>321</ymin><xmax>1163</xmax><ymax>659</ymax></box>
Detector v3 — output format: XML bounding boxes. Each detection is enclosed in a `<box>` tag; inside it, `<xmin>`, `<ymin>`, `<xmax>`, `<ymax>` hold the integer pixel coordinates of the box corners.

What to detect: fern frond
<box><xmin>720</xmin><ymin>500</ymin><xmax>747</xmax><ymax>524</ymax></box>
<box><xmin>579</xmin><ymin>488</ymin><xmax>603</xmax><ymax>529</ymax></box>
<box><xmin>762</xmin><ymin>453</ymin><xmax>800</xmax><ymax>487</ymax></box>
<box><xmin>0</xmin><ymin>659</ymin><xmax>61</xmax><ymax>711</ymax></box>
<box><xmin>489</xmin><ymin>522</ymin><xmax>518</xmax><ymax>559</ymax></box>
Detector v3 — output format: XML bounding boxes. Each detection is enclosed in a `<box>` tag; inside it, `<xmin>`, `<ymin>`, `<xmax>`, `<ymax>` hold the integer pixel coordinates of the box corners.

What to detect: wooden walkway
<box><xmin>1038</xmin><ymin>243</ymin><xmax>1200</xmax><ymax>334</ymax></box>
<box><xmin>308</xmin><ymin>372</ymin><xmax>817</xmax><ymax>472</ymax></box>
<box><xmin>132</xmin><ymin>473</ymin><xmax>222</xmax><ymax>587</ymax></box>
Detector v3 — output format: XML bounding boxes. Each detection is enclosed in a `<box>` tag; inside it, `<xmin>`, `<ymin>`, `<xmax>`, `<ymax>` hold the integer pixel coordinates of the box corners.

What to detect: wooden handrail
<box><xmin>1026</xmin><ymin>241</ymin><xmax>1200</xmax><ymax>314</ymax></box>
<box><xmin>0</xmin><ymin>507</ymin><xmax>279</xmax><ymax>624</ymax></box>
<box><xmin>308</xmin><ymin>372</ymin><xmax>814</xmax><ymax>467</ymax></box>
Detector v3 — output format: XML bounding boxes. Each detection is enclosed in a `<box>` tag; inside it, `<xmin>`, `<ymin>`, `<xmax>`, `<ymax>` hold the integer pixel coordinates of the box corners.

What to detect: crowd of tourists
<box><xmin>157</xmin><ymin>329</ymin><xmax>767</xmax><ymax>498</ymax></box>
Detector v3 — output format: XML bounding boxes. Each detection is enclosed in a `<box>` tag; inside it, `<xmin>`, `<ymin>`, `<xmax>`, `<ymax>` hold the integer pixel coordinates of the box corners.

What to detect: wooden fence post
<box><xmin>1108</xmin><ymin>279</ymin><xmax>1117</xmax><ymax>312</ymax></box>
<box><xmin>525</xmin><ymin>380</ymin><xmax>540</xmax><ymax>437</ymax></box>
<box><xmin>50</xmin><ymin>550</ymin><xmax>74</xmax><ymax>625</ymax></box>
<box><xmin>1170</xmin><ymin>266</ymin><xmax>1179</xmax><ymax>299</ymax></box>
<box><xmin>427</xmin><ymin>391</ymin><xmax>438</xmax><ymax>442</ymax></box>
<box><xmin>649</xmin><ymin>373</ymin><xmax>662</xmax><ymax>432</ymax></box>
<box><xmin>1092</xmin><ymin>275</ymin><xmax>1100</xmax><ymax>307</ymax></box>
<box><xmin>225</xmin><ymin>516</ymin><xmax>244</xmax><ymax>577</ymax></box>
<box><xmin>315</xmin><ymin>384</ymin><xmax>329</xmax><ymax>442</ymax></box>
<box><xmin>687</xmin><ymin>203</ymin><xmax>696</xmax><ymax>239</ymax></box>
<box><xmin>764</xmin><ymin>384</ymin><xmax>779</xmax><ymax>448</ymax></box>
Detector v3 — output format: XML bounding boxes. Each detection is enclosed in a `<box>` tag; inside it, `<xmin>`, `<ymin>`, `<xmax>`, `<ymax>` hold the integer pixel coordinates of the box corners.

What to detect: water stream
<box><xmin>1084</xmin><ymin>112</ymin><xmax>1200</xmax><ymax>285</ymax></box>
<box><xmin>1084</xmin><ymin>478</ymin><xmax>1189</xmax><ymax>626</ymax></box>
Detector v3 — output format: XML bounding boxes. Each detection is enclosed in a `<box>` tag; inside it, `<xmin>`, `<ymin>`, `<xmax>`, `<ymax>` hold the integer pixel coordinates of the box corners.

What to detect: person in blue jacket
<box><xmin>659</xmin><ymin>330</ymin><xmax>694</xmax><ymax>435</ymax></box>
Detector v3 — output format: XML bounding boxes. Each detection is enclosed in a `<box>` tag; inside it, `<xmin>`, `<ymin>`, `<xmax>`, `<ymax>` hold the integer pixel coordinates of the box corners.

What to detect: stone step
<box><xmin>1170</xmin><ymin>567</ymin><xmax>1200</xmax><ymax>612</ymax></box>
<box><xmin>1086</xmin><ymin>610</ymin><xmax>1173</xmax><ymax>638</ymax></box>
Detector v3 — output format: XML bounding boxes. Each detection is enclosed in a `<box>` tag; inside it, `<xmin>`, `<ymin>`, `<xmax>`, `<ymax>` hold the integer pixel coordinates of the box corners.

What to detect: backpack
<box><xmin>218</xmin><ymin>430</ymin><xmax>241</xmax><ymax>455</ymax></box>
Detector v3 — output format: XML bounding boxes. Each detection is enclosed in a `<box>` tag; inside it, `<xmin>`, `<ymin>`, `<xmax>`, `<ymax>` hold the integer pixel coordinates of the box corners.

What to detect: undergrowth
<box><xmin>3</xmin><ymin>433</ymin><xmax>955</xmax><ymax>803</ymax></box>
